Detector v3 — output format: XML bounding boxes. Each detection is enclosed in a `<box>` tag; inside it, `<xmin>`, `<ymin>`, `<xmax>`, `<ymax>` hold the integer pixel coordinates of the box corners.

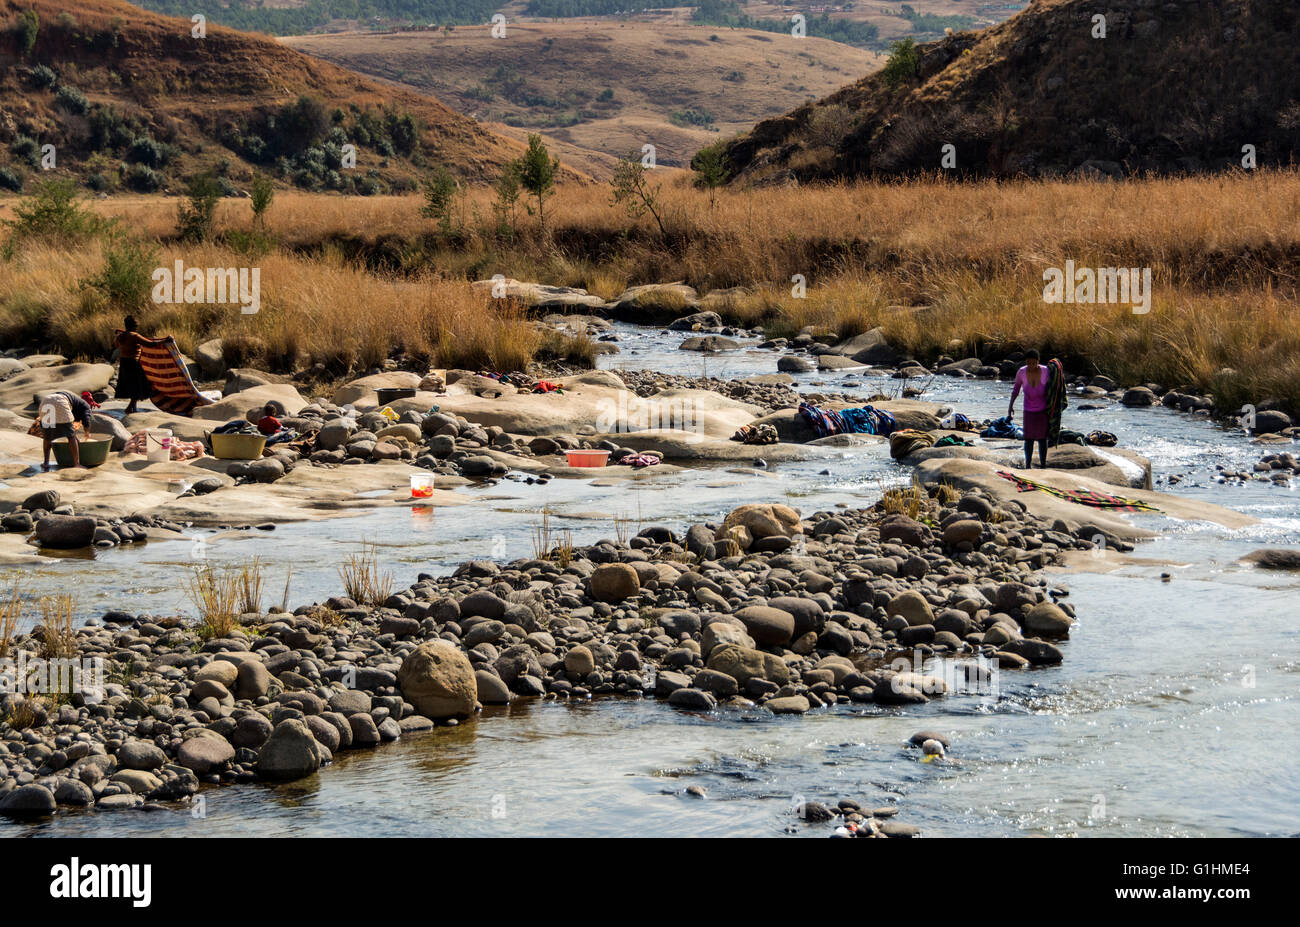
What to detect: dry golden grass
<box><xmin>0</xmin><ymin>578</ymin><xmax>22</xmax><ymax>659</ymax></box>
<box><xmin>531</xmin><ymin>505</ymin><xmax>576</xmax><ymax>565</ymax></box>
<box><xmin>3</xmin><ymin>167</ymin><xmax>1298</xmax><ymax>408</ymax></box>
<box><xmin>0</xmin><ymin>235</ymin><xmax>549</xmax><ymax>373</ymax></box>
<box><xmin>339</xmin><ymin>541</ymin><xmax>394</xmax><ymax>607</ymax></box>
<box><xmin>235</xmin><ymin>558</ymin><xmax>265</xmax><ymax>616</ymax></box>
<box><xmin>36</xmin><ymin>594</ymin><xmax>77</xmax><ymax>659</ymax></box>
<box><xmin>185</xmin><ymin>564</ymin><xmax>239</xmax><ymax>640</ymax></box>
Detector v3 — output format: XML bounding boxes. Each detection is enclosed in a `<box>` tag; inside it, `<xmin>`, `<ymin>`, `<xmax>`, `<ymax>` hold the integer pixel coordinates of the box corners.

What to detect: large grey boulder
<box><xmin>256</xmin><ymin>719</ymin><xmax>325</xmax><ymax>782</ymax></box>
<box><xmin>34</xmin><ymin>515</ymin><xmax>97</xmax><ymax>549</ymax></box>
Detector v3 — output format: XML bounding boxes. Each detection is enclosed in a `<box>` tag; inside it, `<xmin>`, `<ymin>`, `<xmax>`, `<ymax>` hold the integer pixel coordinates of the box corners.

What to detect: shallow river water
<box><xmin>4</xmin><ymin>325</ymin><xmax>1298</xmax><ymax>837</ymax></box>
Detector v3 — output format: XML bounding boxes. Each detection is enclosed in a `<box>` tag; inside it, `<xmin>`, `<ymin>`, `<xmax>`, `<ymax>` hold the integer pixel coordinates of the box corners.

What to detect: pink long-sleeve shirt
<box><xmin>1011</xmin><ymin>365</ymin><xmax>1049</xmax><ymax>412</ymax></box>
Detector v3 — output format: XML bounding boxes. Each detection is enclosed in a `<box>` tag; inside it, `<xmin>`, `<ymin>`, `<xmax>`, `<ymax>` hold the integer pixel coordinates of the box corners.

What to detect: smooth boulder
<box><xmin>397</xmin><ymin>640</ymin><xmax>478</xmax><ymax>719</ymax></box>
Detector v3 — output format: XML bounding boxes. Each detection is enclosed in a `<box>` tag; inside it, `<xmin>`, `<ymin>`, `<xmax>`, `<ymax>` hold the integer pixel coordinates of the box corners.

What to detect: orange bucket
<box><xmin>565</xmin><ymin>449</ymin><xmax>610</xmax><ymax>468</ymax></box>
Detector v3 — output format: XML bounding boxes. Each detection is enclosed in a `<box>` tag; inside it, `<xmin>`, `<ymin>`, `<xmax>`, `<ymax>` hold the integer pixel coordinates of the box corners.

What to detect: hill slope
<box><xmin>0</xmin><ymin>0</ymin><xmax>547</xmax><ymax>196</ymax></box>
<box><xmin>283</xmin><ymin>22</ymin><xmax>880</xmax><ymax>168</ymax></box>
<box><xmin>719</xmin><ymin>0</ymin><xmax>1300</xmax><ymax>183</ymax></box>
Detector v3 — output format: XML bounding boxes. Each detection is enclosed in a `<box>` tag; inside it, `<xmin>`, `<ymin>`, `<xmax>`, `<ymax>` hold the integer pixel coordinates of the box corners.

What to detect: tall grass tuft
<box><xmin>0</xmin><ymin>579</ymin><xmax>23</xmax><ymax>658</ymax></box>
<box><xmin>185</xmin><ymin>564</ymin><xmax>239</xmax><ymax>640</ymax></box>
<box><xmin>37</xmin><ymin>594</ymin><xmax>76</xmax><ymax>659</ymax></box>
<box><xmin>339</xmin><ymin>542</ymin><xmax>394</xmax><ymax>607</ymax></box>
<box><xmin>235</xmin><ymin>557</ymin><xmax>265</xmax><ymax>615</ymax></box>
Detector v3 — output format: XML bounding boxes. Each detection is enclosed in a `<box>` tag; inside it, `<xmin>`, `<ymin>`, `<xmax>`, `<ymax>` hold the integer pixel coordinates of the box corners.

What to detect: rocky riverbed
<box><xmin>3</xmin><ymin>302</ymin><xmax>1299</xmax><ymax>836</ymax></box>
<box><xmin>0</xmin><ymin>492</ymin><xmax>1088</xmax><ymax>831</ymax></box>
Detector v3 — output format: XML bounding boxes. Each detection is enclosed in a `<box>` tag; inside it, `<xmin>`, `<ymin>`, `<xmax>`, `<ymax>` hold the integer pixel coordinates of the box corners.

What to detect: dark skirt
<box><xmin>1023</xmin><ymin>409</ymin><xmax>1049</xmax><ymax>441</ymax></box>
<box><xmin>116</xmin><ymin>357</ymin><xmax>151</xmax><ymax>401</ymax></box>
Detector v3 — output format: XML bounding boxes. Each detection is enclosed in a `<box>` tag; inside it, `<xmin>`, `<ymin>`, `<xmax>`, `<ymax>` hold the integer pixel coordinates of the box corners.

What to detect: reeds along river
<box><xmin>4</xmin><ymin>324</ymin><xmax>1300</xmax><ymax>837</ymax></box>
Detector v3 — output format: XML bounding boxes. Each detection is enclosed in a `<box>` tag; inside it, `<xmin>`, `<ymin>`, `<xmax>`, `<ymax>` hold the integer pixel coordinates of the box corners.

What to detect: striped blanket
<box><xmin>138</xmin><ymin>337</ymin><xmax>212</xmax><ymax>416</ymax></box>
<box><xmin>996</xmin><ymin>470</ymin><xmax>1161</xmax><ymax>513</ymax></box>
<box><xmin>1046</xmin><ymin>358</ymin><xmax>1067</xmax><ymax>445</ymax></box>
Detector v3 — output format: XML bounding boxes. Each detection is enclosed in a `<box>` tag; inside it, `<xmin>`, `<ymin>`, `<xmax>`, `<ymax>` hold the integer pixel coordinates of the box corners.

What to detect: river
<box><xmin>4</xmin><ymin>324</ymin><xmax>1298</xmax><ymax>837</ymax></box>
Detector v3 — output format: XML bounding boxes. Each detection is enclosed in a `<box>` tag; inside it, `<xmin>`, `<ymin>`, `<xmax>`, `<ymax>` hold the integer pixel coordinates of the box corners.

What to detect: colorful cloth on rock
<box><xmin>798</xmin><ymin>402</ymin><xmax>896</xmax><ymax>438</ymax></box>
<box><xmin>137</xmin><ymin>336</ymin><xmax>213</xmax><ymax>416</ymax></box>
<box><xmin>996</xmin><ymin>470</ymin><xmax>1161</xmax><ymax>512</ymax></box>
<box><xmin>731</xmin><ymin>423</ymin><xmax>779</xmax><ymax>445</ymax></box>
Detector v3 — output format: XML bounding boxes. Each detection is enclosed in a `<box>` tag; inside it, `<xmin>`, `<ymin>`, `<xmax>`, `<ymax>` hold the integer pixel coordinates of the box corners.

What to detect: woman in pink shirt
<box><xmin>1009</xmin><ymin>348</ymin><xmax>1050</xmax><ymax>468</ymax></box>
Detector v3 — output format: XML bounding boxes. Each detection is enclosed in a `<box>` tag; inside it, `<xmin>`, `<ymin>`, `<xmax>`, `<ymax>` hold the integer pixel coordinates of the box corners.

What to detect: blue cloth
<box><xmin>981</xmin><ymin>415</ymin><xmax>1023</xmax><ymax>439</ymax></box>
<box><xmin>214</xmin><ymin>419</ymin><xmax>258</xmax><ymax>435</ymax></box>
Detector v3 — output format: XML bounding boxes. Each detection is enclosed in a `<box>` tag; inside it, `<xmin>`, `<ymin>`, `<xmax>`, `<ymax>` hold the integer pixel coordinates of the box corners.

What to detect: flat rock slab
<box><xmin>0</xmin><ymin>363</ymin><xmax>114</xmax><ymax>412</ymax></box>
<box><xmin>915</xmin><ymin>458</ymin><xmax>1255</xmax><ymax>540</ymax></box>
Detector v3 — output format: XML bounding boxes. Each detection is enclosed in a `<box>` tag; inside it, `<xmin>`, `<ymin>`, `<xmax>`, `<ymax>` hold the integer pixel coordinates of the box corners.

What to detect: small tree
<box><xmin>493</xmin><ymin>158</ymin><xmax>523</xmax><ymax>241</ymax></box>
<box><xmin>882</xmin><ymin>38</ymin><xmax>920</xmax><ymax>87</ymax></box>
<box><xmin>691</xmin><ymin>142</ymin><xmax>730</xmax><ymax>207</ymax></box>
<box><xmin>250</xmin><ymin>172</ymin><xmax>274</xmax><ymax>229</ymax></box>
<box><xmin>82</xmin><ymin>236</ymin><xmax>158</xmax><ymax>310</ymax></box>
<box><xmin>610</xmin><ymin>152</ymin><xmax>668</xmax><ymax>238</ymax></box>
<box><xmin>518</xmin><ymin>134</ymin><xmax>558</xmax><ymax>234</ymax></box>
<box><xmin>421</xmin><ymin>165</ymin><xmax>458</xmax><ymax>234</ymax></box>
<box><xmin>177</xmin><ymin>171</ymin><xmax>222</xmax><ymax>243</ymax></box>
<box><xmin>16</xmin><ymin>9</ymin><xmax>38</xmax><ymax>58</ymax></box>
<box><xmin>2</xmin><ymin>178</ymin><xmax>103</xmax><ymax>258</ymax></box>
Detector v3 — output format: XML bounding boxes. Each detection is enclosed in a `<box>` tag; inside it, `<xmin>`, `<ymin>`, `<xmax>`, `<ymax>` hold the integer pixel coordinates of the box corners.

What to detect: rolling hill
<box><xmin>0</xmin><ymin>0</ymin><xmax>561</xmax><ymax>196</ymax></box>
<box><xmin>717</xmin><ymin>0</ymin><xmax>1300</xmax><ymax>183</ymax></box>
<box><xmin>283</xmin><ymin>21</ymin><xmax>880</xmax><ymax>168</ymax></box>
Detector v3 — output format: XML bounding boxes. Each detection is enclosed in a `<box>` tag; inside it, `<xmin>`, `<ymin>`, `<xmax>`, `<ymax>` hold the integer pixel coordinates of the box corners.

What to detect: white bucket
<box><xmin>146</xmin><ymin>429</ymin><xmax>173</xmax><ymax>463</ymax></box>
<box><xmin>410</xmin><ymin>473</ymin><xmax>434</xmax><ymax>498</ymax></box>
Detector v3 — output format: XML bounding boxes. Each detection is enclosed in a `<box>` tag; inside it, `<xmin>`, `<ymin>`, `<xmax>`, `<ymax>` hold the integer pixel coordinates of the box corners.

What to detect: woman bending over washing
<box><xmin>1009</xmin><ymin>348</ymin><xmax>1049</xmax><ymax>468</ymax></box>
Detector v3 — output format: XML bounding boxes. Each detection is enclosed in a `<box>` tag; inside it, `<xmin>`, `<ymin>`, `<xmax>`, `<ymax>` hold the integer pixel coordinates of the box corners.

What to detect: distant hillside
<box><xmin>717</xmin><ymin>0</ymin><xmax>1300</xmax><ymax>183</ymax></box>
<box><xmin>131</xmin><ymin>0</ymin><xmax>503</xmax><ymax>35</ymax></box>
<box><xmin>128</xmin><ymin>0</ymin><xmax>1011</xmax><ymax>42</ymax></box>
<box><xmin>285</xmin><ymin>21</ymin><xmax>879</xmax><ymax>168</ymax></box>
<box><xmin>0</xmin><ymin>0</ymin><xmax>543</xmax><ymax>196</ymax></box>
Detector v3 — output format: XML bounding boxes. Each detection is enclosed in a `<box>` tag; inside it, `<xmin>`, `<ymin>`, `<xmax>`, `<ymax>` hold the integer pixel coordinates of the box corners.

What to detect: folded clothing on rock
<box><xmin>731</xmin><ymin>423</ymin><xmax>779</xmax><ymax>445</ymax></box>
<box><xmin>939</xmin><ymin>412</ymin><xmax>976</xmax><ymax>432</ymax></box>
<box><xmin>934</xmin><ymin>434</ymin><xmax>973</xmax><ymax>447</ymax></box>
<box><xmin>532</xmin><ymin>380</ymin><xmax>565</xmax><ymax>394</ymax></box>
<box><xmin>981</xmin><ymin>416</ymin><xmax>1024</xmax><ymax>439</ymax></box>
<box><xmin>799</xmin><ymin>402</ymin><xmax>896</xmax><ymax>438</ymax></box>
<box><xmin>622</xmin><ymin>452</ymin><xmax>661</xmax><ymax>468</ymax></box>
<box><xmin>889</xmin><ymin>429</ymin><xmax>936</xmax><ymax>459</ymax></box>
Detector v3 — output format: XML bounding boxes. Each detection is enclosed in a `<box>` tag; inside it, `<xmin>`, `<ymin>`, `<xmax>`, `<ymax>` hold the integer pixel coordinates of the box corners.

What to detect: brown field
<box><xmin>282</xmin><ymin>22</ymin><xmax>879</xmax><ymax>172</ymax></box>
<box><xmin>3</xmin><ymin>167</ymin><xmax>1298</xmax><ymax>411</ymax></box>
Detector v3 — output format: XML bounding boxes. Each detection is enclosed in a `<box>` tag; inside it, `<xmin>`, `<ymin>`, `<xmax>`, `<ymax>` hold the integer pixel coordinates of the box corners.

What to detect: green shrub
<box><xmin>127</xmin><ymin>136</ymin><xmax>167</xmax><ymax>167</ymax></box>
<box><xmin>882</xmin><ymin>38</ymin><xmax>920</xmax><ymax>87</ymax></box>
<box><xmin>2</xmin><ymin>179</ymin><xmax>105</xmax><ymax>257</ymax></box>
<box><xmin>10</xmin><ymin>136</ymin><xmax>41</xmax><ymax>168</ymax></box>
<box><xmin>124</xmin><ymin>164</ymin><xmax>163</xmax><ymax>192</ymax></box>
<box><xmin>81</xmin><ymin>236</ymin><xmax>158</xmax><ymax>310</ymax></box>
<box><xmin>0</xmin><ymin>167</ymin><xmax>23</xmax><ymax>193</ymax></box>
<box><xmin>26</xmin><ymin>64</ymin><xmax>57</xmax><ymax>89</ymax></box>
<box><xmin>16</xmin><ymin>9</ymin><xmax>38</xmax><ymax>57</ymax></box>
<box><xmin>54</xmin><ymin>85</ymin><xmax>89</xmax><ymax>115</ymax></box>
<box><xmin>177</xmin><ymin>172</ymin><xmax>222</xmax><ymax>243</ymax></box>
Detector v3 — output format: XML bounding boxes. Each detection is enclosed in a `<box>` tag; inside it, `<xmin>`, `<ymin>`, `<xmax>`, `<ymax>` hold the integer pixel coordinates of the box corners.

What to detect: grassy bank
<box><xmin>2</xmin><ymin>169</ymin><xmax>1298</xmax><ymax>409</ymax></box>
